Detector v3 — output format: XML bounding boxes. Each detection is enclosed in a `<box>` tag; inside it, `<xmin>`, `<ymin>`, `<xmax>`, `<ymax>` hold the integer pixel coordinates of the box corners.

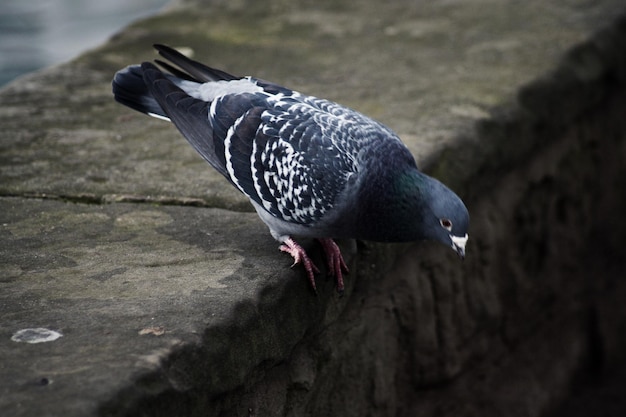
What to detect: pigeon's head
<box><xmin>420</xmin><ymin>176</ymin><xmax>469</xmax><ymax>258</ymax></box>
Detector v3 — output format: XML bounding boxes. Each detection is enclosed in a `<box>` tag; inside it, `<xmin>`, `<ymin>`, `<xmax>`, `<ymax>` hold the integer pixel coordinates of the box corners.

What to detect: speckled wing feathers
<box><xmin>215</xmin><ymin>92</ymin><xmax>362</xmax><ymax>225</ymax></box>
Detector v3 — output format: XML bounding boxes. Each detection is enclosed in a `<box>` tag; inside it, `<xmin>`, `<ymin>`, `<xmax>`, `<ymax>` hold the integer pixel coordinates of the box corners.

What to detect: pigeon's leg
<box><xmin>317</xmin><ymin>238</ymin><xmax>349</xmax><ymax>293</ymax></box>
<box><xmin>279</xmin><ymin>237</ymin><xmax>320</xmax><ymax>292</ymax></box>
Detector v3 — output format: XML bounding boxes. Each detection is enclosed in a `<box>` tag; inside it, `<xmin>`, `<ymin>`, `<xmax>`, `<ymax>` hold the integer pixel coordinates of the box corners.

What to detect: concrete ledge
<box><xmin>2</xmin><ymin>1</ymin><xmax>626</xmax><ymax>416</ymax></box>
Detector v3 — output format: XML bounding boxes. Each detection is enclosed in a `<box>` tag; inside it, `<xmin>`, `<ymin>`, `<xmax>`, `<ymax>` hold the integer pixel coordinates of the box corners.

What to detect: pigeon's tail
<box><xmin>114</xmin><ymin>49</ymin><xmax>245</xmax><ymax>178</ymax></box>
<box><xmin>152</xmin><ymin>44</ymin><xmax>239</xmax><ymax>83</ymax></box>
<box><xmin>112</xmin><ymin>64</ymin><xmax>170</xmax><ymax>121</ymax></box>
<box><xmin>111</xmin><ymin>44</ymin><xmax>240</xmax><ymax>121</ymax></box>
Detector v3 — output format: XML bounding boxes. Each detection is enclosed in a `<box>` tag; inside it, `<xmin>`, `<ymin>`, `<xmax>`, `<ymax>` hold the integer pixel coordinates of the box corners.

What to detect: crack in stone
<box><xmin>0</xmin><ymin>192</ymin><xmax>230</xmax><ymax>209</ymax></box>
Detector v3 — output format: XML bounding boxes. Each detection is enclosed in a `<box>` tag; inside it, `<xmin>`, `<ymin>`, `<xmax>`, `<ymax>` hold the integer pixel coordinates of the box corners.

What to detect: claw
<box><xmin>280</xmin><ymin>238</ymin><xmax>320</xmax><ymax>292</ymax></box>
<box><xmin>318</xmin><ymin>238</ymin><xmax>349</xmax><ymax>294</ymax></box>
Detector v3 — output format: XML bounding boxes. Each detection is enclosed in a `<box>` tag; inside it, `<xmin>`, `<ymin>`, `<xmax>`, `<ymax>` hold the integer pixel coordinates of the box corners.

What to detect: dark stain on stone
<box><xmin>87</xmin><ymin>267</ymin><xmax>128</xmax><ymax>282</ymax></box>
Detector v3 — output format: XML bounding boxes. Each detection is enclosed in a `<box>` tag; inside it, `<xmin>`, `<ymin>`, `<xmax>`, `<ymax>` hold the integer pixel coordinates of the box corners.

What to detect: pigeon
<box><xmin>112</xmin><ymin>44</ymin><xmax>469</xmax><ymax>293</ymax></box>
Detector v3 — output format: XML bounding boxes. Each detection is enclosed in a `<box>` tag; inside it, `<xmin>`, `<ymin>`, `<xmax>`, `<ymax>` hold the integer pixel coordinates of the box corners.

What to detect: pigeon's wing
<box><xmin>209</xmin><ymin>91</ymin><xmax>371</xmax><ymax>226</ymax></box>
<box><xmin>139</xmin><ymin>62</ymin><xmax>230</xmax><ymax>178</ymax></box>
<box><xmin>139</xmin><ymin>64</ymin><xmax>385</xmax><ymax>226</ymax></box>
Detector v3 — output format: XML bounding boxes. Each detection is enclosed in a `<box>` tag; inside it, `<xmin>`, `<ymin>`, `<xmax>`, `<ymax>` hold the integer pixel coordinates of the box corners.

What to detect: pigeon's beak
<box><xmin>450</xmin><ymin>234</ymin><xmax>468</xmax><ymax>260</ymax></box>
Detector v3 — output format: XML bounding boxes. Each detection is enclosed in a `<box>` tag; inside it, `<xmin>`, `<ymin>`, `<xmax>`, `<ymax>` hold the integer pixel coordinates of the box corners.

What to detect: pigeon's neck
<box><xmin>355</xmin><ymin>162</ymin><xmax>431</xmax><ymax>242</ymax></box>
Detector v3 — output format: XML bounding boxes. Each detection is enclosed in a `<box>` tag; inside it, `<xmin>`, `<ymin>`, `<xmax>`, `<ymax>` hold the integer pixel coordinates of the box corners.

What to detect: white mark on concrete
<box><xmin>11</xmin><ymin>328</ymin><xmax>63</xmax><ymax>344</ymax></box>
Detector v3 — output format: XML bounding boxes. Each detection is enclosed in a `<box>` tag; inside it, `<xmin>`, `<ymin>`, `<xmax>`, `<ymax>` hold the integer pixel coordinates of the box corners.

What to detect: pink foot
<box><xmin>280</xmin><ymin>237</ymin><xmax>320</xmax><ymax>292</ymax></box>
<box><xmin>279</xmin><ymin>237</ymin><xmax>349</xmax><ymax>293</ymax></box>
<box><xmin>318</xmin><ymin>238</ymin><xmax>349</xmax><ymax>293</ymax></box>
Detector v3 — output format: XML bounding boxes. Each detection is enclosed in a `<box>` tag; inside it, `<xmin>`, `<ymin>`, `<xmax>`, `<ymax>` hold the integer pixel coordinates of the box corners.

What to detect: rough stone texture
<box><xmin>1</xmin><ymin>0</ymin><xmax>626</xmax><ymax>416</ymax></box>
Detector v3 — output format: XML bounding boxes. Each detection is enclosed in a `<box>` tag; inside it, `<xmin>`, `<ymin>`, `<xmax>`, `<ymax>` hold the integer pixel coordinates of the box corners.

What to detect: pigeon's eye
<box><xmin>440</xmin><ymin>218</ymin><xmax>453</xmax><ymax>231</ymax></box>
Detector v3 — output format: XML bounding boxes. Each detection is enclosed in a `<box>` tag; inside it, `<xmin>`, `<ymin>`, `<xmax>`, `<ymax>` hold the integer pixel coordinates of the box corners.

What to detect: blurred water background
<box><xmin>0</xmin><ymin>0</ymin><xmax>169</xmax><ymax>87</ymax></box>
